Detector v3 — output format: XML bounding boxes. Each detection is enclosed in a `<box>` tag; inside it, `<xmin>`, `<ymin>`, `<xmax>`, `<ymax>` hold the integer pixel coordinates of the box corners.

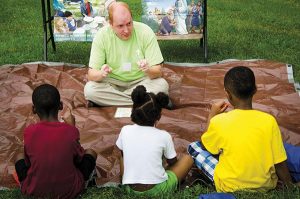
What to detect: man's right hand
<box><xmin>87</xmin><ymin>64</ymin><xmax>112</xmax><ymax>82</ymax></box>
<box><xmin>100</xmin><ymin>64</ymin><xmax>112</xmax><ymax>78</ymax></box>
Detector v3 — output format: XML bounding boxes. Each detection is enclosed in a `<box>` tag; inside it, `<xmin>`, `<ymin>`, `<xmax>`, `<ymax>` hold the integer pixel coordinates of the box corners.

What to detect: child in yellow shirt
<box><xmin>188</xmin><ymin>66</ymin><xmax>292</xmax><ymax>192</ymax></box>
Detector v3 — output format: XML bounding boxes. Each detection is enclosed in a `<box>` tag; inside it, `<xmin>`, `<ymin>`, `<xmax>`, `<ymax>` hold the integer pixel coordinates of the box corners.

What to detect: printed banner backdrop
<box><xmin>53</xmin><ymin>0</ymin><xmax>108</xmax><ymax>41</ymax></box>
<box><xmin>142</xmin><ymin>0</ymin><xmax>204</xmax><ymax>37</ymax></box>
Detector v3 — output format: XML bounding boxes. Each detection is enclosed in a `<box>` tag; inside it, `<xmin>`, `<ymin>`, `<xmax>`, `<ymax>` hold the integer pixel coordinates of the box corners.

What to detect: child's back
<box><xmin>22</xmin><ymin>121</ymin><xmax>85</xmax><ymax>198</ymax></box>
<box><xmin>116</xmin><ymin>85</ymin><xmax>193</xmax><ymax>196</ymax></box>
<box><xmin>15</xmin><ymin>84</ymin><xmax>97</xmax><ymax>198</ymax></box>
<box><xmin>118</xmin><ymin>124</ymin><xmax>176</xmax><ymax>184</ymax></box>
<box><xmin>189</xmin><ymin>66</ymin><xmax>292</xmax><ymax>192</ymax></box>
<box><xmin>202</xmin><ymin>109</ymin><xmax>285</xmax><ymax>192</ymax></box>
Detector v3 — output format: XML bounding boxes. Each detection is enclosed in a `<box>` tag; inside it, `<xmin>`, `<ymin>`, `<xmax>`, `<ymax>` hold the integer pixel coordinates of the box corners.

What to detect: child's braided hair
<box><xmin>131</xmin><ymin>85</ymin><xmax>169</xmax><ymax>126</ymax></box>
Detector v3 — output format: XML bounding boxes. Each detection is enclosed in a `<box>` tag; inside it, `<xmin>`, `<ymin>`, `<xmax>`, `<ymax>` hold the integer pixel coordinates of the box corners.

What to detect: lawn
<box><xmin>0</xmin><ymin>0</ymin><xmax>299</xmax><ymax>198</ymax></box>
<box><xmin>0</xmin><ymin>0</ymin><xmax>299</xmax><ymax>81</ymax></box>
<box><xmin>1</xmin><ymin>184</ymin><xmax>300</xmax><ymax>199</ymax></box>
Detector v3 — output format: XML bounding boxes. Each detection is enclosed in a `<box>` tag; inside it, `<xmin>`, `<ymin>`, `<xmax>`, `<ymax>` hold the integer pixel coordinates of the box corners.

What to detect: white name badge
<box><xmin>121</xmin><ymin>62</ymin><xmax>132</xmax><ymax>71</ymax></box>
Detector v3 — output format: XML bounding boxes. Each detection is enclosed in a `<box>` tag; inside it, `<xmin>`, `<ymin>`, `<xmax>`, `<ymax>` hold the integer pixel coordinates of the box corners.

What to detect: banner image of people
<box><xmin>53</xmin><ymin>0</ymin><xmax>108</xmax><ymax>41</ymax></box>
<box><xmin>142</xmin><ymin>0</ymin><xmax>204</xmax><ymax>37</ymax></box>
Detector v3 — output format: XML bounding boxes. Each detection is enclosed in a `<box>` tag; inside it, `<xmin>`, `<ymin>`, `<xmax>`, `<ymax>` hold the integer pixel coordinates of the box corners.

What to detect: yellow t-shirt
<box><xmin>201</xmin><ymin>109</ymin><xmax>287</xmax><ymax>192</ymax></box>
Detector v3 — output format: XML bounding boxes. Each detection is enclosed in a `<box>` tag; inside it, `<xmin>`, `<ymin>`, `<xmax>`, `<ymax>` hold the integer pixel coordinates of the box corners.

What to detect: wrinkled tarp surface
<box><xmin>0</xmin><ymin>60</ymin><xmax>299</xmax><ymax>188</ymax></box>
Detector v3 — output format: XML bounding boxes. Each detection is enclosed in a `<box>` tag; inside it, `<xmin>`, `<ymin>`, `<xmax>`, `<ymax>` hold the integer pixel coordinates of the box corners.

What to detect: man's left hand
<box><xmin>137</xmin><ymin>59</ymin><xmax>150</xmax><ymax>72</ymax></box>
<box><xmin>137</xmin><ymin>60</ymin><xmax>162</xmax><ymax>79</ymax></box>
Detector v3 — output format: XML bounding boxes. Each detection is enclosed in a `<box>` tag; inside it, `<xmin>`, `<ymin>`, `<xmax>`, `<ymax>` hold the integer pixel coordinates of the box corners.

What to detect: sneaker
<box><xmin>181</xmin><ymin>167</ymin><xmax>213</xmax><ymax>189</ymax></box>
<box><xmin>85</xmin><ymin>169</ymin><xmax>97</xmax><ymax>188</ymax></box>
<box><xmin>87</xmin><ymin>178</ymin><xmax>97</xmax><ymax>187</ymax></box>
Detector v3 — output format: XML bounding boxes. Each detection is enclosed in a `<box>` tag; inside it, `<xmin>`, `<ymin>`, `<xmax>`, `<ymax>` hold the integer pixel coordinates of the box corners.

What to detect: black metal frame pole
<box><xmin>203</xmin><ymin>0</ymin><xmax>208</xmax><ymax>62</ymax></box>
<box><xmin>47</xmin><ymin>0</ymin><xmax>56</xmax><ymax>52</ymax></box>
<box><xmin>41</xmin><ymin>0</ymin><xmax>48</xmax><ymax>61</ymax></box>
<box><xmin>41</xmin><ymin>0</ymin><xmax>56</xmax><ymax>61</ymax></box>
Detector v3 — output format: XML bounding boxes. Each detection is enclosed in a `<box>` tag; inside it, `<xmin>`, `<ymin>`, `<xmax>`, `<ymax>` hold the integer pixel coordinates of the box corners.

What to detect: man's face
<box><xmin>110</xmin><ymin>9</ymin><xmax>133</xmax><ymax>40</ymax></box>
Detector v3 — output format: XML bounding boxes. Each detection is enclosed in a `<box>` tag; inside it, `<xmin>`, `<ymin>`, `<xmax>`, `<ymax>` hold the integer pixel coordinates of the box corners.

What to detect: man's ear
<box><xmin>32</xmin><ymin>105</ymin><xmax>37</xmax><ymax>114</ymax></box>
<box><xmin>59</xmin><ymin>101</ymin><xmax>63</xmax><ymax>111</ymax></box>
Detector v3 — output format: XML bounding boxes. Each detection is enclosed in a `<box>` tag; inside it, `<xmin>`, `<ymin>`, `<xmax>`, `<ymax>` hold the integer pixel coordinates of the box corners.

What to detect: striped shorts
<box><xmin>188</xmin><ymin>141</ymin><xmax>218</xmax><ymax>182</ymax></box>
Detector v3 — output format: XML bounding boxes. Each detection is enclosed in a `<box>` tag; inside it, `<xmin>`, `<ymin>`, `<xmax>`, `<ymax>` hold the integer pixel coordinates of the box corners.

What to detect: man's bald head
<box><xmin>108</xmin><ymin>2</ymin><xmax>132</xmax><ymax>24</ymax></box>
<box><xmin>108</xmin><ymin>2</ymin><xmax>133</xmax><ymax>40</ymax></box>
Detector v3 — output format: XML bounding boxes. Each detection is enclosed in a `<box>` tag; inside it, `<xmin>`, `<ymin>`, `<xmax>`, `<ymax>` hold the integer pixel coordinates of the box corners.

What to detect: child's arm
<box><xmin>73</xmin><ymin>138</ymin><xmax>85</xmax><ymax>164</ymax></box>
<box><xmin>120</xmin><ymin>150</ymin><xmax>124</xmax><ymax>178</ymax></box>
<box><xmin>166</xmin><ymin>157</ymin><xmax>178</xmax><ymax>169</ymax></box>
<box><xmin>275</xmin><ymin>160</ymin><xmax>293</xmax><ymax>186</ymax></box>
<box><xmin>14</xmin><ymin>153</ymin><xmax>29</xmax><ymax>182</ymax></box>
<box><xmin>205</xmin><ymin>100</ymin><xmax>229</xmax><ymax>130</ymax></box>
<box><xmin>208</xmin><ymin>100</ymin><xmax>229</xmax><ymax>121</ymax></box>
<box><xmin>61</xmin><ymin>110</ymin><xmax>75</xmax><ymax>126</ymax></box>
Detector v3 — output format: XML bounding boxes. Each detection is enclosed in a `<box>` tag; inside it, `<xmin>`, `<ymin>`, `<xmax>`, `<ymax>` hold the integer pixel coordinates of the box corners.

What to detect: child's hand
<box><xmin>61</xmin><ymin>109</ymin><xmax>75</xmax><ymax>126</ymax></box>
<box><xmin>137</xmin><ymin>59</ymin><xmax>150</xmax><ymax>72</ymax></box>
<box><xmin>209</xmin><ymin>100</ymin><xmax>229</xmax><ymax>118</ymax></box>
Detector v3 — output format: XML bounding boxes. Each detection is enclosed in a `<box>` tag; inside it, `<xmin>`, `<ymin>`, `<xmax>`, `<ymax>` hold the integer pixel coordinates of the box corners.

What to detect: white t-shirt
<box><xmin>116</xmin><ymin>124</ymin><xmax>177</xmax><ymax>184</ymax></box>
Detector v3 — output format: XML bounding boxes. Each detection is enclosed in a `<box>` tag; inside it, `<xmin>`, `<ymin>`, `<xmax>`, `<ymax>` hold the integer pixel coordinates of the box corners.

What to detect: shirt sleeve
<box><xmin>163</xmin><ymin>133</ymin><xmax>177</xmax><ymax>159</ymax></box>
<box><xmin>142</xmin><ymin>25</ymin><xmax>164</xmax><ymax>67</ymax></box>
<box><xmin>271</xmin><ymin>117</ymin><xmax>287</xmax><ymax>164</ymax></box>
<box><xmin>73</xmin><ymin>128</ymin><xmax>85</xmax><ymax>163</ymax></box>
<box><xmin>24</xmin><ymin>147</ymin><xmax>31</xmax><ymax>166</ymax></box>
<box><xmin>201</xmin><ymin>117</ymin><xmax>223</xmax><ymax>155</ymax></box>
<box><xmin>116</xmin><ymin>129</ymin><xmax>123</xmax><ymax>150</ymax></box>
<box><xmin>88</xmin><ymin>30</ymin><xmax>106</xmax><ymax>70</ymax></box>
<box><xmin>23</xmin><ymin>128</ymin><xmax>30</xmax><ymax>166</ymax></box>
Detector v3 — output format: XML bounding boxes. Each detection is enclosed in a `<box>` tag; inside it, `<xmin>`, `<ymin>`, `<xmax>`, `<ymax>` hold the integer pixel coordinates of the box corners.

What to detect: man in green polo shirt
<box><xmin>84</xmin><ymin>2</ymin><xmax>169</xmax><ymax>106</ymax></box>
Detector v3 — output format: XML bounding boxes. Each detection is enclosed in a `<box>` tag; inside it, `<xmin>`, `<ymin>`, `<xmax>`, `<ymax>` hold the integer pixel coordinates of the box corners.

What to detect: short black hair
<box><xmin>32</xmin><ymin>84</ymin><xmax>60</xmax><ymax>118</ymax></box>
<box><xmin>64</xmin><ymin>11</ymin><xmax>73</xmax><ymax>17</ymax></box>
<box><xmin>131</xmin><ymin>85</ymin><xmax>169</xmax><ymax>126</ymax></box>
<box><xmin>224</xmin><ymin>66</ymin><xmax>256</xmax><ymax>99</ymax></box>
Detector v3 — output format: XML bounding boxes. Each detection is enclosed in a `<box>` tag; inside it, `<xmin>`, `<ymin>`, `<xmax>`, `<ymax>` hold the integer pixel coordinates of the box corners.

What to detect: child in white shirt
<box><xmin>116</xmin><ymin>85</ymin><xmax>193</xmax><ymax>196</ymax></box>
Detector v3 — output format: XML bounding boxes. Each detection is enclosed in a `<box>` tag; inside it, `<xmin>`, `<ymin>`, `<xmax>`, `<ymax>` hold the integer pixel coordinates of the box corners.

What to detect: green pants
<box><xmin>125</xmin><ymin>170</ymin><xmax>178</xmax><ymax>197</ymax></box>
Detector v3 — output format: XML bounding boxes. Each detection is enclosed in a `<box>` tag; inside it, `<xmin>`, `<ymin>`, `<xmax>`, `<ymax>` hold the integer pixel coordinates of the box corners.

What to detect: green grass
<box><xmin>0</xmin><ymin>0</ymin><xmax>299</xmax><ymax>81</ymax></box>
<box><xmin>1</xmin><ymin>185</ymin><xmax>300</xmax><ymax>199</ymax></box>
<box><xmin>1</xmin><ymin>0</ymin><xmax>300</xmax><ymax>198</ymax></box>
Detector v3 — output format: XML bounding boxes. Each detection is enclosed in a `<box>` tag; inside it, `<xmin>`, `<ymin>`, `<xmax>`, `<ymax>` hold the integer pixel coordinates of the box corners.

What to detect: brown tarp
<box><xmin>0</xmin><ymin>60</ymin><xmax>299</xmax><ymax>188</ymax></box>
